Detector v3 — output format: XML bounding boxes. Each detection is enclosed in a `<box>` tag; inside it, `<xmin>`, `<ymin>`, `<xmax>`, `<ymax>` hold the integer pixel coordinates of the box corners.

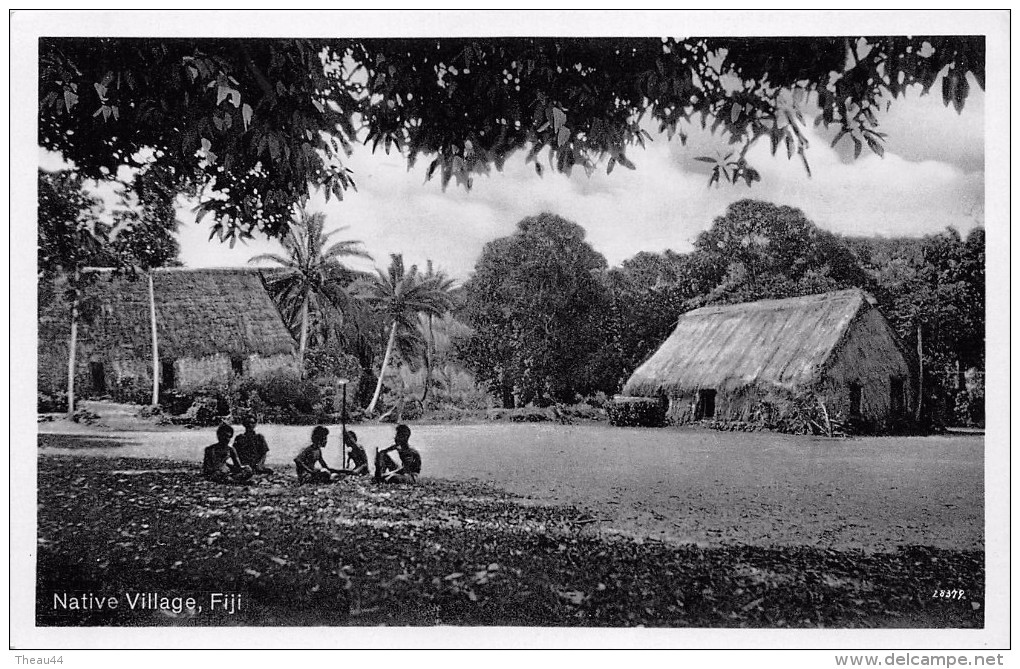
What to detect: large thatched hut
<box><xmin>38</xmin><ymin>268</ymin><xmax>298</xmax><ymax>399</ymax></box>
<box><xmin>622</xmin><ymin>289</ymin><xmax>915</xmax><ymax>430</ymax></box>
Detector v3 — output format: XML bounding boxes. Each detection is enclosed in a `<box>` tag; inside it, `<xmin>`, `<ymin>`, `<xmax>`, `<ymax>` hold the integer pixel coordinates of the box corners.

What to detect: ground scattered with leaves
<box><xmin>37</xmin><ymin>455</ymin><xmax>983</xmax><ymax>628</ymax></box>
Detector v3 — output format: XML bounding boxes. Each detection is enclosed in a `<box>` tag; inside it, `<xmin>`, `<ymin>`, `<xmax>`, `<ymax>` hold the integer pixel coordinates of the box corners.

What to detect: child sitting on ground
<box><xmin>203</xmin><ymin>424</ymin><xmax>253</xmax><ymax>483</ymax></box>
<box><xmin>233</xmin><ymin>415</ymin><xmax>273</xmax><ymax>474</ymax></box>
<box><xmin>374</xmin><ymin>424</ymin><xmax>421</xmax><ymax>484</ymax></box>
<box><xmin>335</xmin><ymin>430</ymin><xmax>369</xmax><ymax>476</ymax></box>
<box><xmin>294</xmin><ymin>425</ymin><xmax>341</xmax><ymax>484</ymax></box>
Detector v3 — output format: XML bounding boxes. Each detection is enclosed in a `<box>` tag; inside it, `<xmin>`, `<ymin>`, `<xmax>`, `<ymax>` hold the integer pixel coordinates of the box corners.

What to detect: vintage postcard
<box><xmin>10</xmin><ymin>9</ymin><xmax>1010</xmax><ymax>656</ymax></box>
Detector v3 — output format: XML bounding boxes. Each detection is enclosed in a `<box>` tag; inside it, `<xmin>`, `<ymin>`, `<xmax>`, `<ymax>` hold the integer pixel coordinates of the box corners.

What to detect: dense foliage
<box><xmin>693</xmin><ymin>199</ymin><xmax>876</xmax><ymax>305</ymax></box>
<box><xmin>458</xmin><ymin>213</ymin><xmax>613</xmax><ymax>407</ymax></box>
<box><xmin>848</xmin><ymin>227</ymin><xmax>986</xmax><ymax>426</ymax></box>
<box><xmin>40</xmin><ymin>36</ymin><xmax>983</xmax><ymax>242</ymax></box>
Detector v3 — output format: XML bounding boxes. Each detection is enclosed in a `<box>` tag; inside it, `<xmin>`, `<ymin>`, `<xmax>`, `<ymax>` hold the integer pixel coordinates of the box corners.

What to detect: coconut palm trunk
<box><xmin>297</xmin><ymin>292</ymin><xmax>310</xmax><ymax>375</ymax></box>
<box><xmin>421</xmin><ymin>313</ymin><xmax>434</xmax><ymax>404</ymax></box>
<box><xmin>367</xmin><ymin>321</ymin><xmax>398</xmax><ymax>415</ymax></box>
<box><xmin>149</xmin><ymin>272</ymin><xmax>160</xmax><ymax>405</ymax></box>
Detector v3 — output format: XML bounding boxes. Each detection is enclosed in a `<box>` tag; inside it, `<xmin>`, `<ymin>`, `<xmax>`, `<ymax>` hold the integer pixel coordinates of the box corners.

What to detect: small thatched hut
<box><xmin>623</xmin><ymin>289</ymin><xmax>915</xmax><ymax>430</ymax></box>
<box><xmin>38</xmin><ymin>268</ymin><xmax>298</xmax><ymax>398</ymax></box>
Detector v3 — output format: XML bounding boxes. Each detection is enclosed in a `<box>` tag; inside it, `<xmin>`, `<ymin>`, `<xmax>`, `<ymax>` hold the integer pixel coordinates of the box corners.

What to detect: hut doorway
<box><xmin>696</xmin><ymin>389</ymin><xmax>716</xmax><ymax>419</ymax></box>
<box><xmin>89</xmin><ymin>361</ymin><xmax>107</xmax><ymax>394</ymax></box>
<box><xmin>161</xmin><ymin>360</ymin><xmax>176</xmax><ymax>390</ymax></box>
<box><xmin>231</xmin><ymin>356</ymin><xmax>245</xmax><ymax>377</ymax></box>
<box><xmin>890</xmin><ymin>377</ymin><xmax>905</xmax><ymax>416</ymax></box>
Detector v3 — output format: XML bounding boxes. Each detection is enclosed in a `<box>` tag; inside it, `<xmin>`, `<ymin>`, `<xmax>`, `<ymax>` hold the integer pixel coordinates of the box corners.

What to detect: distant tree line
<box><xmin>455</xmin><ymin>203</ymin><xmax>984</xmax><ymax>427</ymax></box>
<box><xmin>38</xmin><ymin>174</ymin><xmax>984</xmax><ymax>427</ymax></box>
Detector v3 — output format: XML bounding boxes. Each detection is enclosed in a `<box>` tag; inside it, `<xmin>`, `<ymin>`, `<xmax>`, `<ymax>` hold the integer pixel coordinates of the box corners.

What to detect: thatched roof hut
<box><xmin>38</xmin><ymin>268</ymin><xmax>298</xmax><ymax>398</ymax></box>
<box><xmin>84</xmin><ymin>267</ymin><xmax>296</xmax><ymax>359</ymax></box>
<box><xmin>623</xmin><ymin>289</ymin><xmax>914</xmax><ymax>429</ymax></box>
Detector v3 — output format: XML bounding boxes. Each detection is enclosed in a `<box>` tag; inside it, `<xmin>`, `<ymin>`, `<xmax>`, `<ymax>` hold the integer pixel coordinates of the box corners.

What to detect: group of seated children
<box><xmin>202</xmin><ymin>418</ymin><xmax>421</xmax><ymax>486</ymax></box>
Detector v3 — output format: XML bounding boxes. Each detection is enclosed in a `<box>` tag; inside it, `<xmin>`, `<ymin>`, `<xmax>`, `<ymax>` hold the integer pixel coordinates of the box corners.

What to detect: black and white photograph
<box><xmin>10</xmin><ymin>9</ymin><xmax>1010</xmax><ymax>658</ymax></box>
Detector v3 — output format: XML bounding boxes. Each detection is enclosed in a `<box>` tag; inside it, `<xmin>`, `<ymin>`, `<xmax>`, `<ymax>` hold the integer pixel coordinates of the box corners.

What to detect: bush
<box><xmin>555</xmin><ymin>402</ymin><xmax>607</xmax><ymax>423</ymax></box>
<box><xmin>136</xmin><ymin>405</ymin><xmax>162</xmax><ymax>419</ymax></box>
<box><xmin>607</xmin><ymin>396</ymin><xmax>666</xmax><ymax>427</ymax></box>
<box><xmin>484</xmin><ymin>406</ymin><xmax>554</xmax><ymax>422</ymax></box>
<box><xmin>160</xmin><ymin>388</ymin><xmax>200</xmax><ymax>416</ymax></box>
<box><xmin>236</xmin><ymin>373</ymin><xmax>320</xmax><ymax>415</ymax></box>
<box><xmin>180</xmin><ymin>397</ymin><xmax>222</xmax><ymax>427</ymax></box>
<box><xmin>509</xmin><ymin>407</ymin><xmax>554</xmax><ymax>422</ymax></box>
<box><xmin>38</xmin><ymin>391</ymin><xmax>68</xmax><ymax>414</ymax></box>
<box><xmin>72</xmin><ymin>407</ymin><xmax>101</xmax><ymax>425</ymax></box>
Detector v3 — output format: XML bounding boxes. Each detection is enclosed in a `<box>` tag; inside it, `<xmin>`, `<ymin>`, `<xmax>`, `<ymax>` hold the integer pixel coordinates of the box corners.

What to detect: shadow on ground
<box><xmin>38</xmin><ymin>433</ymin><xmax>138</xmax><ymax>450</ymax></box>
<box><xmin>36</xmin><ymin>455</ymin><xmax>984</xmax><ymax>628</ymax></box>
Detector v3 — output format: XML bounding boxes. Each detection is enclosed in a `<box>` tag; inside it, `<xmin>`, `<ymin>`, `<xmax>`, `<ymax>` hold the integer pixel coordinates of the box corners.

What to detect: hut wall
<box><xmin>820</xmin><ymin>309</ymin><xmax>914</xmax><ymax>428</ymax></box>
<box><xmin>176</xmin><ymin>355</ymin><xmax>234</xmax><ymax>389</ymax></box>
<box><xmin>247</xmin><ymin>353</ymin><xmax>300</xmax><ymax>378</ymax></box>
<box><xmin>666</xmin><ymin>393</ymin><xmax>697</xmax><ymax>424</ymax></box>
<box><xmin>666</xmin><ymin>387</ymin><xmax>771</xmax><ymax>424</ymax></box>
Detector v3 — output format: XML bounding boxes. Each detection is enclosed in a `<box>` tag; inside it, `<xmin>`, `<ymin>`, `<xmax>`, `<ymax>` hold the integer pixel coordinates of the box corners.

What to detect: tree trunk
<box><xmin>915</xmin><ymin>324</ymin><xmax>924</xmax><ymax>423</ymax></box>
<box><xmin>367</xmin><ymin>321</ymin><xmax>398</xmax><ymax>415</ymax></box>
<box><xmin>149</xmin><ymin>272</ymin><xmax>160</xmax><ymax>406</ymax></box>
<box><xmin>66</xmin><ymin>299</ymin><xmax>78</xmax><ymax>419</ymax></box>
<box><xmin>297</xmin><ymin>292</ymin><xmax>310</xmax><ymax>377</ymax></box>
<box><xmin>421</xmin><ymin>314</ymin><xmax>434</xmax><ymax>403</ymax></box>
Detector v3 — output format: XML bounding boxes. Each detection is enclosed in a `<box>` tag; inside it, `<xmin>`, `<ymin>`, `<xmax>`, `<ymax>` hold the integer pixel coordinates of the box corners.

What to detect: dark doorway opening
<box><xmin>890</xmin><ymin>377</ymin><xmax>905</xmax><ymax>416</ymax></box>
<box><xmin>231</xmin><ymin>356</ymin><xmax>244</xmax><ymax>377</ymax></box>
<box><xmin>849</xmin><ymin>383</ymin><xmax>862</xmax><ymax>417</ymax></box>
<box><xmin>696</xmin><ymin>389</ymin><xmax>716</xmax><ymax>420</ymax></box>
<box><xmin>89</xmin><ymin>361</ymin><xmax>106</xmax><ymax>394</ymax></box>
<box><xmin>161</xmin><ymin>359</ymin><xmax>176</xmax><ymax>390</ymax></box>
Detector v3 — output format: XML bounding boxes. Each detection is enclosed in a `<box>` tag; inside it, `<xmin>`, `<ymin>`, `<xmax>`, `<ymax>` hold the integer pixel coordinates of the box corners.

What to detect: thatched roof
<box><xmin>80</xmin><ymin>268</ymin><xmax>296</xmax><ymax>359</ymax></box>
<box><xmin>624</xmin><ymin>289</ymin><xmax>885</xmax><ymax>396</ymax></box>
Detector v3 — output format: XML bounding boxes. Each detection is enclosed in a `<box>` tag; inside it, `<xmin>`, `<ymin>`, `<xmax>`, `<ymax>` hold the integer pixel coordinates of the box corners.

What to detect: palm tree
<box><xmin>419</xmin><ymin>260</ymin><xmax>457</xmax><ymax>403</ymax></box>
<box><xmin>357</xmin><ymin>254</ymin><xmax>455</xmax><ymax>415</ymax></box>
<box><xmin>249</xmin><ymin>207</ymin><xmax>371</xmax><ymax>372</ymax></box>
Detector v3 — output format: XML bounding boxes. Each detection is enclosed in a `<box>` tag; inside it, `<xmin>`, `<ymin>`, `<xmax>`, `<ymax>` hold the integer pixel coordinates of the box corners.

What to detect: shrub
<box><xmin>486</xmin><ymin>408</ymin><xmax>510</xmax><ymax>422</ymax></box>
<box><xmin>72</xmin><ymin>407</ymin><xmax>101</xmax><ymax>425</ymax></box>
<box><xmin>160</xmin><ymin>388</ymin><xmax>199</xmax><ymax>416</ymax></box>
<box><xmin>555</xmin><ymin>403</ymin><xmax>607</xmax><ymax>422</ymax></box>
<box><xmin>38</xmin><ymin>391</ymin><xmax>68</xmax><ymax>414</ymax></box>
<box><xmin>136</xmin><ymin>405</ymin><xmax>162</xmax><ymax>419</ymax></box>
<box><xmin>607</xmin><ymin>396</ymin><xmax>666</xmax><ymax>427</ymax></box>
<box><xmin>509</xmin><ymin>407</ymin><xmax>554</xmax><ymax>422</ymax></box>
<box><xmin>180</xmin><ymin>397</ymin><xmax>222</xmax><ymax>427</ymax></box>
<box><xmin>236</xmin><ymin>372</ymin><xmax>320</xmax><ymax>414</ymax></box>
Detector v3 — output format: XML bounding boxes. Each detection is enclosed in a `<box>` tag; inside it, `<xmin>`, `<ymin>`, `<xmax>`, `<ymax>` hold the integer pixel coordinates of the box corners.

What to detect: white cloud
<box><xmin>158</xmin><ymin>100</ymin><xmax>984</xmax><ymax>279</ymax></box>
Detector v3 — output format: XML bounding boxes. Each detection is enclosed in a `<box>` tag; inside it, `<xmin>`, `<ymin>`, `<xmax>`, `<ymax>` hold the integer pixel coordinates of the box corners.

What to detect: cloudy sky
<box><xmin>33</xmin><ymin>34</ymin><xmax>986</xmax><ymax>282</ymax></box>
<box><xmin>156</xmin><ymin>81</ymin><xmax>982</xmax><ymax>281</ymax></box>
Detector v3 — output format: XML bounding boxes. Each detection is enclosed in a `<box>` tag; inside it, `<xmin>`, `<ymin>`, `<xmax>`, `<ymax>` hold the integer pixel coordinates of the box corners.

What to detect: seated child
<box><xmin>294</xmin><ymin>425</ymin><xmax>341</xmax><ymax>484</ymax></box>
<box><xmin>374</xmin><ymin>424</ymin><xmax>422</xmax><ymax>484</ymax></box>
<box><xmin>335</xmin><ymin>430</ymin><xmax>369</xmax><ymax>476</ymax></box>
<box><xmin>233</xmin><ymin>415</ymin><xmax>273</xmax><ymax>474</ymax></box>
<box><xmin>203</xmin><ymin>424</ymin><xmax>253</xmax><ymax>483</ymax></box>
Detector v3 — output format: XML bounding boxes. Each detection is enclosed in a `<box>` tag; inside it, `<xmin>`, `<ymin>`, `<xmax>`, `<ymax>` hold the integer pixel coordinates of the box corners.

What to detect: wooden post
<box><xmin>66</xmin><ymin>298</ymin><xmax>78</xmax><ymax>419</ymax></box>
<box><xmin>339</xmin><ymin>379</ymin><xmax>349</xmax><ymax>470</ymax></box>
<box><xmin>149</xmin><ymin>272</ymin><xmax>160</xmax><ymax>406</ymax></box>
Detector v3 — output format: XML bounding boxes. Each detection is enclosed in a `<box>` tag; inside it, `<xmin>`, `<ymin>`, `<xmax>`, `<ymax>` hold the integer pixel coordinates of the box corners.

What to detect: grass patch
<box><xmin>37</xmin><ymin>455</ymin><xmax>983</xmax><ymax>628</ymax></box>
